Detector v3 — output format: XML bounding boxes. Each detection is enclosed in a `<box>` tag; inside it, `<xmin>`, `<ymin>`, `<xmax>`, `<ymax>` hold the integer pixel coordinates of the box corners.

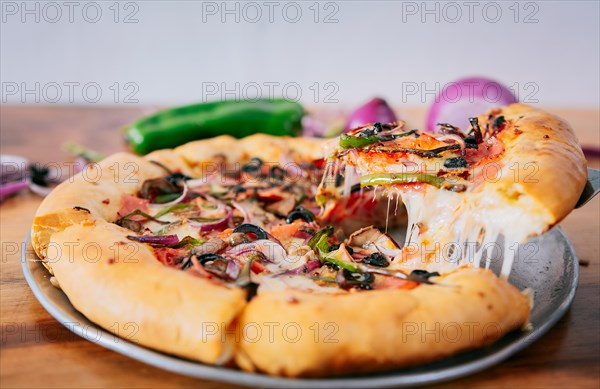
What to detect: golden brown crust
<box><xmin>172</xmin><ymin>134</ymin><xmax>325</xmax><ymax>176</ymax></box>
<box><xmin>49</xmin><ymin>220</ymin><xmax>246</xmax><ymax>364</ymax></box>
<box><xmin>31</xmin><ymin>153</ymin><xmax>165</xmax><ymax>259</ymax></box>
<box><xmin>236</xmin><ymin>268</ymin><xmax>530</xmax><ymax>377</ymax></box>
<box><xmin>482</xmin><ymin>104</ymin><xmax>587</xmax><ymax>226</ymax></box>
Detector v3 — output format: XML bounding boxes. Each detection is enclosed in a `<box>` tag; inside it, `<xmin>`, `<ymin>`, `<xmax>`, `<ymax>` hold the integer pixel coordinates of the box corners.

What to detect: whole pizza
<box><xmin>31</xmin><ymin>104</ymin><xmax>587</xmax><ymax>377</ymax></box>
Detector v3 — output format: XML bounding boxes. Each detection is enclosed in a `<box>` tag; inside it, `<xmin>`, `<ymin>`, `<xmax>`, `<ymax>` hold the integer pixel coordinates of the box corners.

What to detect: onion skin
<box><xmin>344</xmin><ymin>97</ymin><xmax>397</xmax><ymax>132</ymax></box>
<box><xmin>426</xmin><ymin>77</ymin><xmax>518</xmax><ymax>132</ymax></box>
<box><xmin>0</xmin><ymin>180</ymin><xmax>28</xmax><ymax>202</ymax></box>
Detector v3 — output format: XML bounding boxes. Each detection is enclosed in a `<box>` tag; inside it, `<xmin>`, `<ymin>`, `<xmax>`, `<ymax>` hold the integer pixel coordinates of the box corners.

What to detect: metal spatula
<box><xmin>576</xmin><ymin>168</ymin><xmax>600</xmax><ymax>208</ymax></box>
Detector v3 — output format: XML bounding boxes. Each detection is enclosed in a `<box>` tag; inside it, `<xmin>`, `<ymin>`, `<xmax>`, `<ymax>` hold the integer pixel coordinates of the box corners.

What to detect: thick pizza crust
<box><xmin>48</xmin><ymin>220</ymin><xmax>246</xmax><ymax>364</ymax></box>
<box><xmin>478</xmin><ymin>104</ymin><xmax>587</xmax><ymax>229</ymax></box>
<box><xmin>236</xmin><ymin>268</ymin><xmax>529</xmax><ymax>377</ymax></box>
<box><xmin>171</xmin><ymin>134</ymin><xmax>325</xmax><ymax>177</ymax></box>
<box><xmin>32</xmin><ymin>153</ymin><xmax>165</xmax><ymax>259</ymax></box>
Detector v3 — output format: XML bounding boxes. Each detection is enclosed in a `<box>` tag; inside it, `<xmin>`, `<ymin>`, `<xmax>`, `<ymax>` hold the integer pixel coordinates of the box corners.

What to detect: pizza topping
<box><xmin>117</xmin><ymin>209</ymin><xmax>169</xmax><ymax>226</ymax></box>
<box><xmin>339</xmin><ymin>129</ymin><xmax>417</xmax><ymax>149</ymax></box>
<box><xmin>307</xmin><ymin>226</ymin><xmax>334</xmax><ymax>249</ymax></box>
<box><xmin>285</xmin><ymin>205</ymin><xmax>316</xmax><ymax>224</ymax></box>
<box><xmin>437</xmin><ymin>123</ymin><xmax>464</xmax><ymax>137</ymax></box>
<box><xmin>127</xmin><ymin>234</ymin><xmax>179</xmax><ymax>245</ymax></box>
<box><xmin>139</xmin><ymin>177</ymin><xmax>182</xmax><ymax>202</ymax></box>
<box><xmin>119</xmin><ymin>218</ymin><xmax>143</xmax><ymax>232</ymax></box>
<box><xmin>228</xmin><ymin>232</ymin><xmax>252</xmax><ymax>247</ymax></box>
<box><xmin>446</xmin><ymin>184</ymin><xmax>467</xmax><ymax>193</ymax></box>
<box><xmin>232</xmin><ymin>223</ymin><xmax>268</xmax><ymax>240</ymax></box>
<box><xmin>192</xmin><ymin>237</ymin><xmax>227</xmax><ymax>256</ymax></box>
<box><xmin>468</xmin><ymin>117</ymin><xmax>484</xmax><ymax>144</ymax></box>
<box><xmin>118</xmin><ymin>193</ymin><xmax>150</xmax><ymax>216</ymax></box>
<box><xmin>284</xmin><ymin>259</ymin><xmax>322</xmax><ymax>275</ymax></box>
<box><xmin>154</xmin><ymin>247</ymin><xmax>187</xmax><ymax>267</ymax></box>
<box><xmin>492</xmin><ymin>115</ymin><xmax>506</xmax><ymax>131</ymax></box>
<box><xmin>360</xmin><ymin>173</ymin><xmax>445</xmax><ymax>188</ymax></box>
<box><xmin>170</xmin><ymin>236</ymin><xmax>204</xmax><ymax>249</ymax></box>
<box><xmin>190</xmin><ymin>207</ymin><xmax>232</xmax><ymax>232</ymax></box>
<box><xmin>443</xmin><ymin>157</ymin><xmax>468</xmax><ymax>169</ymax></box>
<box><xmin>409</xmin><ymin>269</ymin><xmax>440</xmax><ymax>282</ymax></box>
<box><xmin>197</xmin><ymin>254</ymin><xmax>234</xmax><ymax>279</ymax></box>
<box><xmin>153</xmin><ymin>203</ymin><xmax>194</xmax><ymax>218</ymax></box>
<box><xmin>336</xmin><ymin>270</ymin><xmax>374</xmax><ymax>290</ymax></box>
<box><xmin>361</xmin><ymin>252</ymin><xmax>389</xmax><ymax>267</ymax></box>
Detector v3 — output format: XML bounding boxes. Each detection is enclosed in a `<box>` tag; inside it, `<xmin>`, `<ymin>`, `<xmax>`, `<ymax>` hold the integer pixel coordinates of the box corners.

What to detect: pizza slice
<box><xmin>317</xmin><ymin>103</ymin><xmax>587</xmax><ymax>277</ymax></box>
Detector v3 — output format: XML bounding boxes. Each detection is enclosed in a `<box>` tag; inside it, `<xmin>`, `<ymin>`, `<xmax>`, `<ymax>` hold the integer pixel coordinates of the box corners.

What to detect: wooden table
<box><xmin>1</xmin><ymin>106</ymin><xmax>598</xmax><ymax>388</ymax></box>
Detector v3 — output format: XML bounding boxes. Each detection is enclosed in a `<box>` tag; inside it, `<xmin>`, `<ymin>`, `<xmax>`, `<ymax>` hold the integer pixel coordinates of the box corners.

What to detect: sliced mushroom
<box><xmin>348</xmin><ymin>226</ymin><xmax>402</xmax><ymax>258</ymax></box>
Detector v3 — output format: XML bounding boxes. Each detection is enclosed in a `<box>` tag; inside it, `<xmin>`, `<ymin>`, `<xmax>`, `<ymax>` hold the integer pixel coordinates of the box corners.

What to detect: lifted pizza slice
<box><xmin>318</xmin><ymin>104</ymin><xmax>587</xmax><ymax>278</ymax></box>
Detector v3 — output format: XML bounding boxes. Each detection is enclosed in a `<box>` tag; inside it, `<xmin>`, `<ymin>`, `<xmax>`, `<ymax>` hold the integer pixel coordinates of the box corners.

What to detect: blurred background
<box><xmin>2</xmin><ymin>0</ymin><xmax>599</xmax><ymax>107</ymax></box>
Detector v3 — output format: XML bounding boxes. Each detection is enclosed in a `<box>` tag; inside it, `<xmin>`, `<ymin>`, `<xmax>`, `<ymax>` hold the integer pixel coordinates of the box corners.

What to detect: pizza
<box><xmin>30</xmin><ymin>104</ymin><xmax>586</xmax><ymax>377</ymax></box>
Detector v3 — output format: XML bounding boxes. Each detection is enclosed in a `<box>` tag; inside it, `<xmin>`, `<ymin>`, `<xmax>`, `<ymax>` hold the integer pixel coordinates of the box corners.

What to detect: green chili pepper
<box><xmin>360</xmin><ymin>173</ymin><xmax>445</xmax><ymax>188</ymax></box>
<box><xmin>153</xmin><ymin>203</ymin><xmax>193</xmax><ymax>219</ymax></box>
<box><xmin>124</xmin><ymin>99</ymin><xmax>304</xmax><ymax>154</ymax></box>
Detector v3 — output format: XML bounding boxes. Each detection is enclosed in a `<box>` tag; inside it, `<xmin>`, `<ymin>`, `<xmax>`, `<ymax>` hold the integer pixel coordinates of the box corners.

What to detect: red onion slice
<box><xmin>159</xmin><ymin>182</ymin><xmax>189</xmax><ymax>206</ymax></box>
<box><xmin>284</xmin><ymin>259</ymin><xmax>322</xmax><ymax>275</ymax></box>
<box><xmin>0</xmin><ymin>180</ymin><xmax>29</xmax><ymax>202</ymax></box>
<box><xmin>127</xmin><ymin>234</ymin><xmax>179</xmax><ymax>245</ymax></box>
<box><xmin>225</xmin><ymin>259</ymin><xmax>241</xmax><ymax>280</ymax></box>
<box><xmin>426</xmin><ymin>77</ymin><xmax>518</xmax><ymax>132</ymax></box>
<box><xmin>188</xmin><ymin>207</ymin><xmax>233</xmax><ymax>232</ymax></box>
<box><xmin>345</xmin><ymin>97</ymin><xmax>398</xmax><ymax>132</ymax></box>
<box><xmin>231</xmin><ymin>200</ymin><xmax>252</xmax><ymax>224</ymax></box>
<box><xmin>227</xmin><ymin>239</ymin><xmax>288</xmax><ymax>265</ymax></box>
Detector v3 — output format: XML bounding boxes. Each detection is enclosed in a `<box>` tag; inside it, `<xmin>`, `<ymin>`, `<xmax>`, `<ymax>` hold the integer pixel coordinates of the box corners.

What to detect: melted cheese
<box><xmin>384</xmin><ymin>185</ymin><xmax>547</xmax><ymax>279</ymax></box>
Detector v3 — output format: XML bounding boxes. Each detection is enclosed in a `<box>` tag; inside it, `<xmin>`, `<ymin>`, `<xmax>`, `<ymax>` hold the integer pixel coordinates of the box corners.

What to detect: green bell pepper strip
<box><xmin>360</xmin><ymin>173</ymin><xmax>445</xmax><ymax>188</ymax></box>
<box><xmin>153</xmin><ymin>193</ymin><xmax>183</xmax><ymax>204</ymax></box>
<box><xmin>116</xmin><ymin>209</ymin><xmax>169</xmax><ymax>225</ymax></box>
<box><xmin>339</xmin><ymin>130</ymin><xmax>417</xmax><ymax>149</ymax></box>
<box><xmin>169</xmin><ymin>236</ymin><xmax>205</xmax><ymax>249</ymax></box>
<box><xmin>312</xmin><ymin>233</ymin><xmax>360</xmax><ymax>272</ymax></box>
<box><xmin>124</xmin><ymin>99</ymin><xmax>304</xmax><ymax>154</ymax></box>
<box><xmin>153</xmin><ymin>203</ymin><xmax>193</xmax><ymax>219</ymax></box>
<box><xmin>307</xmin><ymin>226</ymin><xmax>334</xmax><ymax>249</ymax></box>
<box><xmin>339</xmin><ymin>134</ymin><xmax>385</xmax><ymax>149</ymax></box>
